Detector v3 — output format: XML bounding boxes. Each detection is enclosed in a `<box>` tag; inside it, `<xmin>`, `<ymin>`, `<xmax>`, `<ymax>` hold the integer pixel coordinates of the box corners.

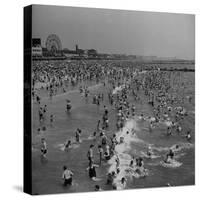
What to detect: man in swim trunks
<box><xmin>62</xmin><ymin>165</ymin><xmax>73</xmax><ymax>186</ymax></box>
<box><xmin>87</xmin><ymin>144</ymin><xmax>94</xmax><ymax>164</ymax></box>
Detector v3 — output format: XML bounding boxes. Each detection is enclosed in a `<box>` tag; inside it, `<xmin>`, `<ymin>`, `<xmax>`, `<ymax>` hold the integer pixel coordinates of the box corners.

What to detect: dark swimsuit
<box><xmin>89</xmin><ymin>166</ymin><xmax>96</xmax><ymax>178</ymax></box>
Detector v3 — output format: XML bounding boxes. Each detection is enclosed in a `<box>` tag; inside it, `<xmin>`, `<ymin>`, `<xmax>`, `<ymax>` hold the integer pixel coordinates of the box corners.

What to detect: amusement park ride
<box><xmin>45</xmin><ymin>34</ymin><xmax>62</xmax><ymax>54</ymax></box>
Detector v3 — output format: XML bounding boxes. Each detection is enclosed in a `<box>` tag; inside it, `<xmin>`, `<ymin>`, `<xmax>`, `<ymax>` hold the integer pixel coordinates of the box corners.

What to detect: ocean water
<box><xmin>32</xmin><ymin>75</ymin><xmax>195</xmax><ymax>195</ymax></box>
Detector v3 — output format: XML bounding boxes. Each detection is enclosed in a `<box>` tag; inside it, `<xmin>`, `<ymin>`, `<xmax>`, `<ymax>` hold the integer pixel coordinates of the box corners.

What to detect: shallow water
<box><xmin>32</xmin><ymin>75</ymin><xmax>195</xmax><ymax>194</ymax></box>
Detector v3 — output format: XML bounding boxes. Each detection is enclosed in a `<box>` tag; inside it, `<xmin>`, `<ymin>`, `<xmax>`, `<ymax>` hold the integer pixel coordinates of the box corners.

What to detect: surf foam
<box><xmin>107</xmin><ymin>119</ymin><xmax>148</xmax><ymax>189</ymax></box>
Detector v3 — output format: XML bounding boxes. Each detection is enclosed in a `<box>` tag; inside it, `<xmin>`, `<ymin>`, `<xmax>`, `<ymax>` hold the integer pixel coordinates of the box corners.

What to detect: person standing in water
<box><xmin>164</xmin><ymin>149</ymin><xmax>175</xmax><ymax>163</ymax></box>
<box><xmin>119</xmin><ymin>177</ymin><xmax>127</xmax><ymax>190</ymax></box>
<box><xmin>41</xmin><ymin>138</ymin><xmax>47</xmax><ymax>158</ymax></box>
<box><xmin>62</xmin><ymin>166</ymin><xmax>74</xmax><ymax>186</ymax></box>
<box><xmin>186</xmin><ymin>130</ymin><xmax>192</xmax><ymax>142</ymax></box>
<box><xmin>97</xmin><ymin>120</ymin><xmax>101</xmax><ymax>131</ymax></box>
<box><xmin>86</xmin><ymin>161</ymin><xmax>99</xmax><ymax>180</ymax></box>
<box><xmin>50</xmin><ymin>114</ymin><xmax>54</xmax><ymax>127</ymax></box>
<box><xmin>147</xmin><ymin>146</ymin><xmax>153</xmax><ymax>158</ymax></box>
<box><xmin>98</xmin><ymin>145</ymin><xmax>103</xmax><ymax>165</ymax></box>
<box><xmin>87</xmin><ymin>144</ymin><xmax>94</xmax><ymax>164</ymax></box>
<box><xmin>66</xmin><ymin>99</ymin><xmax>72</xmax><ymax>112</ymax></box>
<box><xmin>75</xmin><ymin>128</ymin><xmax>82</xmax><ymax>143</ymax></box>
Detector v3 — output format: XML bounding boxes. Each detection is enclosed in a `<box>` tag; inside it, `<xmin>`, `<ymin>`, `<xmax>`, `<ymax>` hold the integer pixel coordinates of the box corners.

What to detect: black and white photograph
<box><xmin>28</xmin><ymin>4</ymin><xmax>195</xmax><ymax>195</ymax></box>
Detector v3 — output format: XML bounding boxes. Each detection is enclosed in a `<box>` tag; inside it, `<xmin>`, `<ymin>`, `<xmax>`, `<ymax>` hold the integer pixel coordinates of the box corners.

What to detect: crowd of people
<box><xmin>32</xmin><ymin>59</ymin><xmax>194</xmax><ymax>192</ymax></box>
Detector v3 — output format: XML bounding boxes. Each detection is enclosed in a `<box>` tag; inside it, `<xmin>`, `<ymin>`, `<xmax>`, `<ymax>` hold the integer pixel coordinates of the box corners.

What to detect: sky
<box><xmin>32</xmin><ymin>5</ymin><xmax>195</xmax><ymax>59</ymax></box>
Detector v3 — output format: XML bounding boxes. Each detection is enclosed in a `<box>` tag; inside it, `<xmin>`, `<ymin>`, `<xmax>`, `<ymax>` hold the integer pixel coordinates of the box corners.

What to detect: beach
<box><xmin>31</xmin><ymin>60</ymin><xmax>195</xmax><ymax>194</ymax></box>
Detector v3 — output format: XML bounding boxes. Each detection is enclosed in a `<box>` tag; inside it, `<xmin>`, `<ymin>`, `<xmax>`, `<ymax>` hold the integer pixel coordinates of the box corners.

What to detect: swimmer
<box><xmin>164</xmin><ymin>154</ymin><xmax>171</xmax><ymax>164</ymax></box>
<box><xmin>164</xmin><ymin>149</ymin><xmax>174</xmax><ymax>163</ymax></box>
<box><xmin>64</xmin><ymin>140</ymin><xmax>72</xmax><ymax>150</ymax></box>
<box><xmin>168</xmin><ymin>149</ymin><xmax>174</xmax><ymax>159</ymax></box>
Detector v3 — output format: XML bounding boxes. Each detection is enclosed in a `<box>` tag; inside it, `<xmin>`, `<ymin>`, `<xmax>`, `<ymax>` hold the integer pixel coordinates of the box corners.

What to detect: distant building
<box><xmin>32</xmin><ymin>38</ymin><xmax>41</xmax><ymax>46</ymax></box>
<box><xmin>62</xmin><ymin>47</ymin><xmax>77</xmax><ymax>58</ymax></box>
<box><xmin>32</xmin><ymin>38</ymin><xmax>42</xmax><ymax>56</ymax></box>
<box><xmin>87</xmin><ymin>49</ymin><xmax>98</xmax><ymax>57</ymax></box>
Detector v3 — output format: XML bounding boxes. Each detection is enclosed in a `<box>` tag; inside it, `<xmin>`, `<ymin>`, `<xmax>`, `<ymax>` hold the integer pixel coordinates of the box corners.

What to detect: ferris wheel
<box><xmin>45</xmin><ymin>34</ymin><xmax>62</xmax><ymax>52</ymax></box>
